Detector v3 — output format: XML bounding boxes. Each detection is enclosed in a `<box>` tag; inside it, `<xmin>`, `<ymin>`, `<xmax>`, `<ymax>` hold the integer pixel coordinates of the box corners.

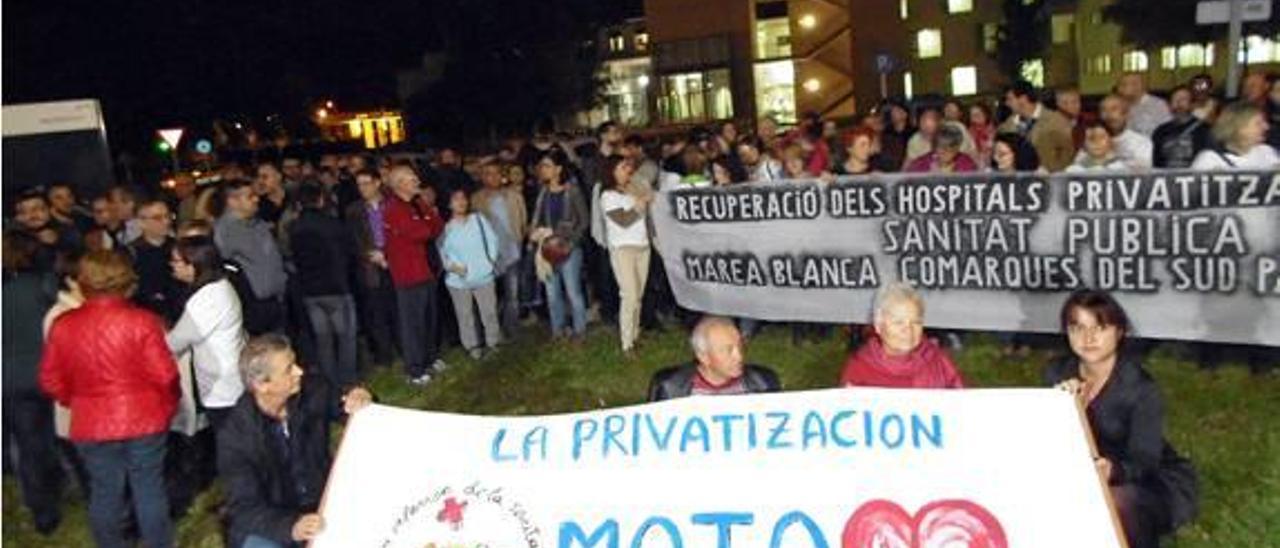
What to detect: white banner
<box><xmin>649</xmin><ymin>171</ymin><xmax>1280</xmax><ymax>347</ymax></box>
<box><xmin>314</xmin><ymin>389</ymin><xmax>1123</xmax><ymax>547</ymax></box>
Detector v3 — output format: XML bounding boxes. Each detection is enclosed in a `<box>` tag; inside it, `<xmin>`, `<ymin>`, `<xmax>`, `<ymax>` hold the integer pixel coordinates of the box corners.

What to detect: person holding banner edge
<box><xmin>1047</xmin><ymin>290</ymin><xmax>1198</xmax><ymax>548</ymax></box>
<box><xmin>218</xmin><ymin>333</ymin><xmax>373</xmax><ymax>548</ymax></box>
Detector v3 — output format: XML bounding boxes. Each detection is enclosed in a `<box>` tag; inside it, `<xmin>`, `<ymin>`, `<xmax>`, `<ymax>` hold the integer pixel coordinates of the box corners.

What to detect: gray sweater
<box><xmin>214</xmin><ymin>213</ymin><xmax>287</xmax><ymax>299</ymax></box>
<box><xmin>530</xmin><ymin>183</ymin><xmax>590</xmax><ymax>245</ymax></box>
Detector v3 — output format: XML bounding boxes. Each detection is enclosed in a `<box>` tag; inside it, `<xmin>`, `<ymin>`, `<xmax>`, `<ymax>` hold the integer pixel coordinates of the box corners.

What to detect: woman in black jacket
<box><xmin>1045</xmin><ymin>290</ymin><xmax>1198</xmax><ymax>548</ymax></box>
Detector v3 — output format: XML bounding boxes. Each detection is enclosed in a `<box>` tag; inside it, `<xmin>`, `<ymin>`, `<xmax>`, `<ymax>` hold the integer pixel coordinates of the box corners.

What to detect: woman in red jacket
<box><xmin>840</xmin><ymin>282</ymin><xmax>965</xmax><ymax>389</ymax></box>
<box><xmin>39</xmin><ymin>250</ymin><xmax>180</xmax><ymax>548</ymax></box>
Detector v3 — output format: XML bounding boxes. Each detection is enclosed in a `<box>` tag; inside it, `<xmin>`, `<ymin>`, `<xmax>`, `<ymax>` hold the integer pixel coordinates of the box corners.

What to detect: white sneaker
<box><xmin>409</xmin><ymin>373</ymin><xmax>433</xmax><ymax>386</ymax></box>
<box><xmin>431</xmin><ymin>359</ymin><xmax>450</xmax><ymax>372</ymax></box>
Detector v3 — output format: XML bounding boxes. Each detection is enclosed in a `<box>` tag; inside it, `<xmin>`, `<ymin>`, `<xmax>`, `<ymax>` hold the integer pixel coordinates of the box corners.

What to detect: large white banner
<box><xmin>650</xmin><ymin>171</ymin><xmax>1280</xmax><ymax>347</ymax></box>
<box><xmin>314</xmin><ymin>389</ymin><xmax>1123</xmax><ymax>547</ymax></box>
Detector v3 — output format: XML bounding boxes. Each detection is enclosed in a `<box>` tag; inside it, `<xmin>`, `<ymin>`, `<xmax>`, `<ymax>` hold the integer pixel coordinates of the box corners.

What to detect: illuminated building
<box><xmin>316</xmin><ymin>110</ymin><xmax>407</xmax><ymax>149</ymax></box>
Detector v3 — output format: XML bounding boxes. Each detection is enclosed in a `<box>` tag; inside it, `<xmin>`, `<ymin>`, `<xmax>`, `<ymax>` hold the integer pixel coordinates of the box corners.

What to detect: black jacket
<box><xmin>129</xmin><ymin>236</ymin><xmax>182</xmax><ymax>323</ymax></box>
<box><xmin>647</xmin><ymin>363</ymin><xmax>781</xmax><ymax>402</ymax></box>
<box><xmin>1044</xmin><ymin>356</ymin><xmax>1198</xmax><ymax>528</ymax></box>
<box><xmin>1151</xmin><ymin>116</ymin><xmax>1211</xmax><ymax>168</ymax></box>
<box><xmin>287</xmin><ymin>208</ymin><xmax>354</xmax><ymax>297</ymax></box>
<box><xmin>344</xmin><ymin>199</ymin><xmax>389</xmax><ymax>290</ymax></box>
<box><xmin>217</xmin><ymin>375</ymin><xmax>348</xmax><ymax>547</ymax></box>
<box><xmin>2</xmin><ymin>271</ymin><xmax>57</xmax><ymax>395</ymax></box>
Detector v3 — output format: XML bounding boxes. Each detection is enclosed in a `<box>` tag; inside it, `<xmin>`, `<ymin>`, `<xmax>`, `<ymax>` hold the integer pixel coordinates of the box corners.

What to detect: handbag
<box><xmin>535</xmin><ymin>188</ymin><xmax>575</xmax><ymax>266</ymax></box>
<box><xmin>539</xmin><ymin>234</ymin><xmax>572</xmax><ymax>265</ymax></box>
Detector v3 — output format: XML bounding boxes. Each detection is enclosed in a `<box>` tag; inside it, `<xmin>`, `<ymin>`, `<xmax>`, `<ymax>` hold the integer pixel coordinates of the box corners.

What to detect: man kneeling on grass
<box><xmin>648</xmin><ymin>315</ymin><xmax>782</xmax><ymax>401</ymax></box>
<box><xmin>218</xmin><ymin>333</ymin><xmax>373</xmax><ymax>548</ymax></box>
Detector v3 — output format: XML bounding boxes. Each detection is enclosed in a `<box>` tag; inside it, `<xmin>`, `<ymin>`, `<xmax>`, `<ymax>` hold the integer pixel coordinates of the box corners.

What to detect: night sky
<box><xmin>3</xmin><ymin>0</ymin><xmax>641</xmax><ymax>155</ymax></box>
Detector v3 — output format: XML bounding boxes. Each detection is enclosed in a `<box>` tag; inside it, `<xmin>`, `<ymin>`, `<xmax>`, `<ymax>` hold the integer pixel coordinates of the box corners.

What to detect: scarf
<box><xmin>840</xmin><ymin>336</ymin><xmax>964</xmax><ymax>389</ymax></box>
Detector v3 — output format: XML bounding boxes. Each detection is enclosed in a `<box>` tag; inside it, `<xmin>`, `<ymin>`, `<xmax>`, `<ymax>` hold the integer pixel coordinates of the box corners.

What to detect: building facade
<box><xmin>595</xmin><ymin>0</ymin><xmax>1279</xmax><ymax>130</ymax></box>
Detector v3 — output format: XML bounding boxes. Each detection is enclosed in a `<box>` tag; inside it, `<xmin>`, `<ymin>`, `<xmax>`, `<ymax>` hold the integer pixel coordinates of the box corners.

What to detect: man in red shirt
<box><xmin>647</xmin><ymin>316</ymin><xmax>780</xmax><ymax>401</ymax></box>
<box><xmin>382</xmin><ymin>164</ymin><xmax>447</xmax><ymax>385</ymax></box>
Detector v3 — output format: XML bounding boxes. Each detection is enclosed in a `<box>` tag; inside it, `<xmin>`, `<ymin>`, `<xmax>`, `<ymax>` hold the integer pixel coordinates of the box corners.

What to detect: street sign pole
<box><xmin>1226</xmin><ymin>0</ymin><xmax>1244</xmax><ymax>98</ymax></box>
<box><xmin>1200</xmin><ymin>0</ymin><xmax>1271</xmax><ymax>98</ymax></box>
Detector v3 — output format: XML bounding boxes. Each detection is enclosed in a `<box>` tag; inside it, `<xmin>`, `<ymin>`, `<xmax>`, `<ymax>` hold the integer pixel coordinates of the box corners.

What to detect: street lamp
<box><xmin>799</xmin><ymin>14</ymin><xmax>817</xmax><ymax>29</ymax></box>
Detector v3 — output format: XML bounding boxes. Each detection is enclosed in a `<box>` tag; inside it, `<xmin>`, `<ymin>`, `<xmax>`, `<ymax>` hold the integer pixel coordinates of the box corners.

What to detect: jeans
<box><xmin>609</xmin><ymin>245</ymin><xmax>651</xmax><ymax>350</ymax></box>
<box><xmin>242</xmin><ymin>534</ymin><xmax>296</xmax><ymax>548</ymax></box>
<box><xmin>2</xmin><ymin>391</ymin><xmax>63</xmax><ymax>529</ymax></box>
<box><xmin>303</xmin><ymin>294</ymin><xmax>359</xmax><ymax>388</ymax></box>
<box><xmin>357</xmin><ymin>273</ymin><xmax>399</xmax><ymax>366</ymax></box>
<box><xmin>395</xmin><ymin>280</ymin><xmax>441</xmax><ymax>377</ymax></box>
<box><xmin>77</xmin><ymin>432</ymin><xmax>173</xmax><ymax>548</ymax></box>
<box><xmin>495</xmin><ymin>267</ymin><xmax>521</xmax><ymax>336</ymax></box>
<box><xmin>544</xmin><ymin>246</ymin><xmax>587</xmax><ymax>336</ymax></box>
<box><xmin>447</xmin><ymin>283</ymin><xmax>502</xmax><ymax>351</ymax></box>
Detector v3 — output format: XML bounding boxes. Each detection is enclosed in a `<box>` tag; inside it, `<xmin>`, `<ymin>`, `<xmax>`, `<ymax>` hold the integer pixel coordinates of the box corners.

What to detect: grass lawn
<box><xmin>4</xmin><ymin>324</ymin><xmax>1278</xmax><ymax>546</ymax></box>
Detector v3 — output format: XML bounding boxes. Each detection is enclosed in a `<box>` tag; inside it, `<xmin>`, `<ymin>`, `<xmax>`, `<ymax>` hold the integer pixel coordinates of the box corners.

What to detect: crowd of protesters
<box><xmin>3</xmin><ymin>70</ymin><xmax>1276</xmax><ymax>547</ymax></box>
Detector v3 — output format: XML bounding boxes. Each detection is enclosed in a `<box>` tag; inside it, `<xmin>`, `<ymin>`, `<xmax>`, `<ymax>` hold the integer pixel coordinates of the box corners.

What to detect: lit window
<box><xmin>1161</xmin><ymin>47</ymin><xmax>1177</xmax><ymax>69</ymax></box>
<box><xmin>950</xmin><ymin>66</ymin><xmax>977</xmax><ymax>96</ymax></box>
<box><xmin>753</xmin><ymin>60</ymin><xmax>797</xmax><ymax>124</ymax></box>
<box><xmin>947</xmin><ymin>0</ymin><xmax>972</xmax><ymax>14</ymax></box>
<box><xmin>1051</xmin><ymin>14</ymin><xmax>1074</xmax><ymax>45</ymax></box>
<box><xmin>1122</xmin><ymin>51</ymin><xmax>1148</xmax><ymax>72</ymax></box>
<box><xmin>609</xmin><ymin>34</ymin><xmax>625</xmax><ymax>52</ymax></box>
<box><xmin>1177</xmin><ymin>43</ymin><xmax>1211</xmax><ymax>68</ymax></box>
<box><xmin>900</xmin><ymin>0</ymin><xmax>909</xmax><ymax>20</ymax></box>
<box><xmin>634</xmin><ymin>32</ymin><xmax>650</xmax><ymax>52</ymax></box>
<box><xmin>982</xmin><ymin>23</ymin><xmax>999</xmax><ymax>53</ymax></box>
<box><xmin>602</xmin><ymin>58</ymin><xmax>653</xmax><ymax>126</ymax></box>
<box><xmin>903</xmin><ymin>71</ymin><xmax>914</xmax><ymax>100</ymax></box>
<box><xmin>1088</xmin><ymin>54</ymin><xmax>1112</xmax><ymax>75</ymax></box>
<box><xmin>1020</xmin><ymin>59</ymin><xmax>1044</xmax><ymax>87</ymax></box>
<box><xmin>917</xmin><ymin>29</ymin><xmax>942</xmax><ymax>59</ymax></box>
<box><xmin>1242</xmin><ymin>35</ymin><xmax>1280</xmax><ymax>64</ymax></box>
<box><xmin>657</xmin><ymin>68</ymin><xmax>734</xmax><ymax>124</ymax></box>
<box><xmin>755</xmin><ymin>17</ymin><xmax>792</xmax><ymax>59</ymax></box>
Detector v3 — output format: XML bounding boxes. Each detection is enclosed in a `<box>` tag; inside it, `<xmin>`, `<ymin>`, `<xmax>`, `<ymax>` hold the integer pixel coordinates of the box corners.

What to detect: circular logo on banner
<box><xmin>195</xmin><ymin>139</ymin><xmax>213</xmax><ymax>154</ymax></box>
<box><xmin>379</xmin><ymin>482</ymin><xmax>541</xmax><ymax>548</ymax></box>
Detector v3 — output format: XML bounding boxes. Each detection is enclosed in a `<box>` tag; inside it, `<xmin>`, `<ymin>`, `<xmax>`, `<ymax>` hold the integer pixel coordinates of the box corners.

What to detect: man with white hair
<box><xmin>217</xmin><ymin>334</ymin><xmax>373</xmax><ymax>548</ymax></box>
<box><xmin>647</xmin><ymin>316</ymin><xmax>781</xmax><ymax>401</ymax></box>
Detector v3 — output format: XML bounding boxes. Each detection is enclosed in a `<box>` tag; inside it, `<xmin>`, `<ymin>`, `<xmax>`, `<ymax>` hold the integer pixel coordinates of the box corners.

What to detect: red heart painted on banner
<box><xmin>841</xmin><ymin>499</ymin><xmax>1008</xmax><ymax>548</ymax></box>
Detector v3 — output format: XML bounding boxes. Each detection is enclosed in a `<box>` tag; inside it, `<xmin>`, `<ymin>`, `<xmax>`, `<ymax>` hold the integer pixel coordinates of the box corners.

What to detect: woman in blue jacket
<box><xmin>439</xmin><ymin>189</ymin><xmax>503</xmax><ymax>360</ymax></box>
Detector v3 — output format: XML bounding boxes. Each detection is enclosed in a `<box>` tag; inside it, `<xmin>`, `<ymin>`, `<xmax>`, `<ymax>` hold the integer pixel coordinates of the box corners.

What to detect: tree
<box><xmin>993</xmin><ymin>0</ymin><xmax>1050</xmax><ymax>86</ymax></box>
<box><xmin>402</xmin><ymin>0</ymin><xmax>613</xmax><ymax>146</ymax></box>
<box><xmin>1104</xmin><ymin>0</ymin><xmax>1279</xmax><ymax>49</ymax></box>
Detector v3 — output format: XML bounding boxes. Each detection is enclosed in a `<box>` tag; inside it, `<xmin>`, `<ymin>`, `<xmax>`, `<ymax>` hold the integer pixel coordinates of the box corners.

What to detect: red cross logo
<box><xmin>436</xmin><ymin>496</ymin><xmax>468</xmax><ymax>530</ymax></box>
